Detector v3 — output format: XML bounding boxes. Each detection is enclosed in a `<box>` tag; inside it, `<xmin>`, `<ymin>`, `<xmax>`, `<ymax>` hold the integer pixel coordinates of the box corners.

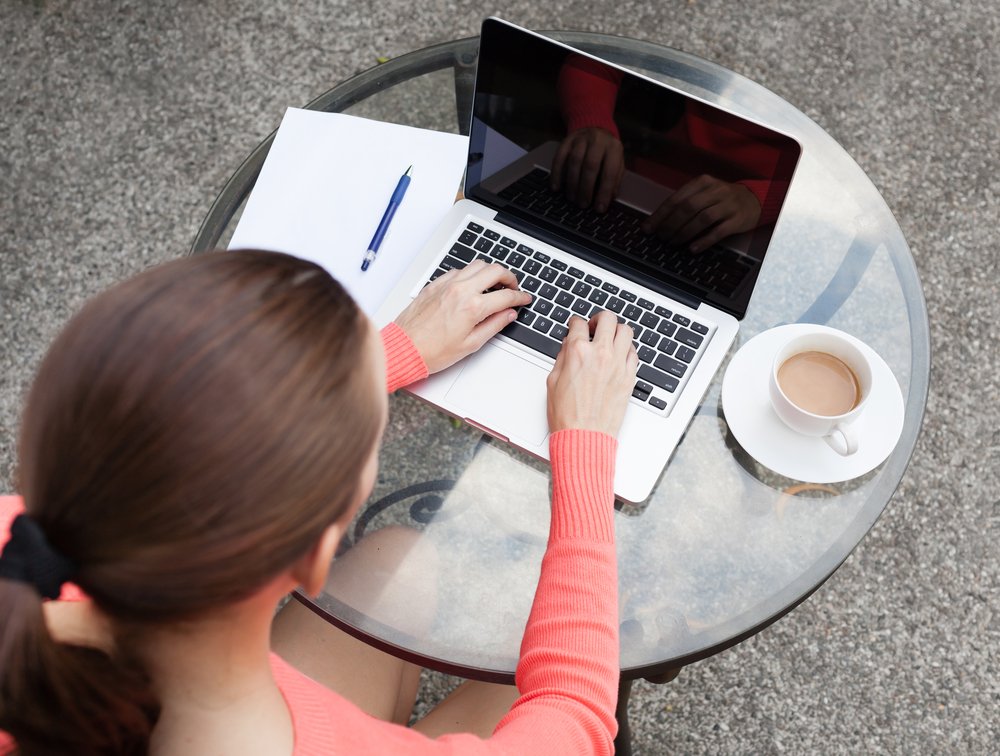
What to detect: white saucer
<box><xmin>721</xmin><ymin>324</ymin><xmax>904</xmax><ymax>483</ymax></box>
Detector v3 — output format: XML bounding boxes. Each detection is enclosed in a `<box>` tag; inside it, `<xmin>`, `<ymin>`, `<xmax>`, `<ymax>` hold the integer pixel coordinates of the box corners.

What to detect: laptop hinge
<box><xmin>494</xmin><ymin>210</ymin><xmax>703</xmax><ymax>310</ymax></box>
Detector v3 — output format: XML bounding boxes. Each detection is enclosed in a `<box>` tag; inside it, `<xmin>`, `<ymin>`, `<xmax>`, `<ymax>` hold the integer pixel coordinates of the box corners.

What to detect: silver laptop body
<box><xmin>376</xmin><ymin>18</ymin><xmax>801</xmax><ymax>503</ymax></box>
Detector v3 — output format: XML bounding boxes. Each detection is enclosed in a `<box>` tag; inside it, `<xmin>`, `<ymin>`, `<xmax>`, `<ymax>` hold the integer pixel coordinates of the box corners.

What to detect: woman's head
<box><xmin>16</xmin><ymin>249</ymin><xmax>385</xmax><ymax>619</ymax></box>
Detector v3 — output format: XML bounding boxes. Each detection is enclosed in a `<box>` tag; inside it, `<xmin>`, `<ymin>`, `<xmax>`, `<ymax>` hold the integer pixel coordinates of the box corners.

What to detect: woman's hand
<box><xmin>394</xmin><ymin>260</ymin><xmax>532</xmax><ymax>375</ymax></box>
<box><xmin>546</xmin><ymin>311</ymin><xmax>638</xmax><ymax>437</ymax></box>
<box><xmin>641</xmin><ymin>175</ymin><xmax>762</xmax><ymax>253</ymax></box>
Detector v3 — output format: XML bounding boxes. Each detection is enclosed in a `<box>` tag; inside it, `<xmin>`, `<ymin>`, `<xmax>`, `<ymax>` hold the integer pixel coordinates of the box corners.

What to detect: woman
<box><xmin>0</xmin><ymin>250</ymin><xmax>637</xmax><ymax>754</ymax></box>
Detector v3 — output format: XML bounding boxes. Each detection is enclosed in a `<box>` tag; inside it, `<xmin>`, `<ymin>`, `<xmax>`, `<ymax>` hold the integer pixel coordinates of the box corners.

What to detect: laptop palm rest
<box><xmin>444</xmin><ymin>344</ymin><xmax>550</xmax><ymax>447</ymax></box>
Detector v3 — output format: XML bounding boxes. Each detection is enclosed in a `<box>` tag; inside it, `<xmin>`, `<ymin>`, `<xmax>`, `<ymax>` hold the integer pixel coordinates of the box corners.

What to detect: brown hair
<box><xmin>0</xmin><ymin>250</ymin><xmax>383</xmax><ymax>753</ymax></box>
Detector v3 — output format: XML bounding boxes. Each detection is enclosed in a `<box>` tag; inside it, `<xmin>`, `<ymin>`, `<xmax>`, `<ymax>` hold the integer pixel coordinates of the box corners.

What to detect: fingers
<box><xmin>590</xmin><ymin>309</ymin><xmax>618</xmax><ymax>343</ymax></box>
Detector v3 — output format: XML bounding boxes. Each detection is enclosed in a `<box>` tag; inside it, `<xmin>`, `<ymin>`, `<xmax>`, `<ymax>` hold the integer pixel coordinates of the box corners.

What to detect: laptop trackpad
<box><xmin>444</xmin><ymin>345</ymin><xmax>550</xmax><ymax>447</ymax></box>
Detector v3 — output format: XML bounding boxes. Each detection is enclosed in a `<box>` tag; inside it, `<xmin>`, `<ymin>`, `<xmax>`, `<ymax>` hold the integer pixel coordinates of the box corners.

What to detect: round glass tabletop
<box><xmin>192</xmin><ymin>32</ymin><xmax>929</xmax><ymax>683</ymax></box>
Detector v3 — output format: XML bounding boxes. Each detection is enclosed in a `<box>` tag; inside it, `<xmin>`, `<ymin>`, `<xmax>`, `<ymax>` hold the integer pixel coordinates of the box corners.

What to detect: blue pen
<box><xmin>361</xmin><ymin>166</ymin><xmax>412</xmax><ymax>271</ymax></box>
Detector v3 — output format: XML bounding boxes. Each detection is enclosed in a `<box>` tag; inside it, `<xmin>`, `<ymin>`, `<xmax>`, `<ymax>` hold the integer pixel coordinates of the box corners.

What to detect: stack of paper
<box><xmin>228</xmin><ymin>107</ymin><xmax>469</xmax><ymax>315</ymax></box>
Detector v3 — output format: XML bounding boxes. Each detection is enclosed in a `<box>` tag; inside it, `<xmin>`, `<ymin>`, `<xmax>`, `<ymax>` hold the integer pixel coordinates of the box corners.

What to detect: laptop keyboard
<box><xmin>423</xmin><ymin>219</ymin><xmax>715</xmax><ymax>416</ymax></box>
<box><xmin>499</xmin><ymin>168</ymin><xmax>755</xmax><ymax>298</ymax></box>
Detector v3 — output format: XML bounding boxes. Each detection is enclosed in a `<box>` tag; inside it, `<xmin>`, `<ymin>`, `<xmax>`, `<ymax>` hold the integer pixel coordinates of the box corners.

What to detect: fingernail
<box><xmin>507</xmin><ymin>310</ymin><xmax>517</xmax><ymax>322</ymax></box>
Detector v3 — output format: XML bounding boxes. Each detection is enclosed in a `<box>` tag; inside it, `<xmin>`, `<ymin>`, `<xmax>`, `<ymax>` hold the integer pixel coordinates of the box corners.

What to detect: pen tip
<box><xmin>405</xmin><ymin>165</ymin><xmax>412</xmax><ymax>175</ymax></box>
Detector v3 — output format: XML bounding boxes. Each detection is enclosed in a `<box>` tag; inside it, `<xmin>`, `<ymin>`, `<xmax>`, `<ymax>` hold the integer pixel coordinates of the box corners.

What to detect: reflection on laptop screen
<box><xmin>466</xmin><ymin>21</ymin><xmax>801</xmax><ymax>320</ymax></box>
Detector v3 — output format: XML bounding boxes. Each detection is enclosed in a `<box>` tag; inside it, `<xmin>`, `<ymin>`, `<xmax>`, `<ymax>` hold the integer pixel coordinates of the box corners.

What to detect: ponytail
<box><xmin>0</xmin><ymin>570</ymin><xmax>158</xmax><ymax>754</ymax></box>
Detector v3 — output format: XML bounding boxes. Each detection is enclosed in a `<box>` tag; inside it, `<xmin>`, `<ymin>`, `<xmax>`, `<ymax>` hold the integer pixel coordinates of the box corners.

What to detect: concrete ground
<box><xmin>1</xmin><ymin>0</ymin><xmax>996</xmax><ymax>753</ymax></box>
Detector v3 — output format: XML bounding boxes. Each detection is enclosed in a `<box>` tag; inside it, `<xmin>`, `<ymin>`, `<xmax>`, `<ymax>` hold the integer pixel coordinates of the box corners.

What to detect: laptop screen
<box><xmin>466</xmin><ymin>19</ymin><xmax>801</xmax><ymax>320</ymax></box>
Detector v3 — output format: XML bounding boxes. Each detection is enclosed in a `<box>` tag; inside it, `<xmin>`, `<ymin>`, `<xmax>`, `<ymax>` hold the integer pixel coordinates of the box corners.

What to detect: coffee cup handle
<box><xmin>825</xmin><ymin>422</ymin><xmax>858</xmax><ymax>456</ymax></box>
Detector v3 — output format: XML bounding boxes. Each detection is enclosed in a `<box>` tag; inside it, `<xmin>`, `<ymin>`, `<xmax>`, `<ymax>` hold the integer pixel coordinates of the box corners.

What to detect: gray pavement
<box><xmin>1</xmin><ymin>0</ymin><xmax>997</xmax><ymax>752</ymax></box>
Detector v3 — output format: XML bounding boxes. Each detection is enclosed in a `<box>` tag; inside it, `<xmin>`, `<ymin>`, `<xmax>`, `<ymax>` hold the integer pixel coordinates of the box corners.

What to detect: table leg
<box><xmin>614</xmin><ymin>678</ymin><xmax>635</xmax><ymax>756</ymax></box>
<box><xmin>615</xmin><ymin>668</ymin><xmax>682</xmax><ymax>755</ymax></box>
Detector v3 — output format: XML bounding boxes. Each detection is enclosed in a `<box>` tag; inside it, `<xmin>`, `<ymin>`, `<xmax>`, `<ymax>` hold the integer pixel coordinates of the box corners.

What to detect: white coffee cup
<box><xmin>768</xmin><ymin>329</ymin><xmax>874</xmax><ymax>456</ymax></box>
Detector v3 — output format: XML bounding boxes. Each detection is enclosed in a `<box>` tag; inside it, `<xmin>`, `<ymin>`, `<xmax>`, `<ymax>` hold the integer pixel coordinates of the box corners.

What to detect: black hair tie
<box><xmin>0</xmin><ymin>514</ymin><xmax>77</xmax><ymax>599</ymax></box>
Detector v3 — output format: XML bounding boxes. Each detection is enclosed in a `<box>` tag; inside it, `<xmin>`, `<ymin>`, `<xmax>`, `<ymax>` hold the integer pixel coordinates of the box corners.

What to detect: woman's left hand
<box><xmin>394</xmin><ymin>260</ymin><xmax>532</xmax><ymax>374</ymax></box>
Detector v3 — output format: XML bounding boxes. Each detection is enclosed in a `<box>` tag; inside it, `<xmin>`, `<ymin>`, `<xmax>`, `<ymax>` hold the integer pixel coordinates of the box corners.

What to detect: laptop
<box><xmin>375</xmin><ymin>18</ymin><xmax>801</xmax><ymax>503</ymax></box>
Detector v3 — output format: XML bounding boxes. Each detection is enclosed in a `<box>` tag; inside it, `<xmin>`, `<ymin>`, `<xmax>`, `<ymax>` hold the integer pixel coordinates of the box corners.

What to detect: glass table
<box><xmin>192</xmin><ymin>32</ymin><xmax>929</xmax><ymax>754</ymax></box>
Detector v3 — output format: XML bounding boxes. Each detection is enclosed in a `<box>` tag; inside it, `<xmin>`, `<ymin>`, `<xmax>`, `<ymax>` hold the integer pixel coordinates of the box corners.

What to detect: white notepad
<box><xmin>229</xmin><ymin>108</ymin><xmax>469</xmax><ymax>315</ymax></box>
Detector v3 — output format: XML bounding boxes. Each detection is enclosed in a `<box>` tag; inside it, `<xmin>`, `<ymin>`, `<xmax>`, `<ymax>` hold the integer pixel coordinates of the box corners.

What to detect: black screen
<box><xmin>466</xmin><ymin>19</ymin><xmax>801</xmax><ymax>319</ymax></box>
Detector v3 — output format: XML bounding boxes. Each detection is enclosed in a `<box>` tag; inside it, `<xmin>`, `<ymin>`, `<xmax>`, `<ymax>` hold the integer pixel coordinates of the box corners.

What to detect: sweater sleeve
<box><xmin>557</xmin><ymin>55</ymin><xmax>624</xmax><ymax>138</ymax></box>
<box><xmin>381</xmin><ymin>322</ymin><xmax>429</xmax><ymax>393</ymax></box>
<box><xmin>487</xmin><ymin>429</ymin><xmax>619</xmax><ymax>754</ymax></box>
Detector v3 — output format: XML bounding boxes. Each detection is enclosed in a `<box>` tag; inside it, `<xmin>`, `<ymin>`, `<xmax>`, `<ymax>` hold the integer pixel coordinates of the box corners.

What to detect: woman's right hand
<box><xmin>546</xmin><ymin>311</ymin><xmax>639</xmax><ymax>437</ymax></box>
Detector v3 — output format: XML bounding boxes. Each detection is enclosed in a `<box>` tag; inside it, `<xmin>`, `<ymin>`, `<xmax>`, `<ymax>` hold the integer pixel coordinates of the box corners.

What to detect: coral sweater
<box><xmin>1</xmin><ymin>323</ymin><xmax>620</xmax><ymax>755</ymax></box>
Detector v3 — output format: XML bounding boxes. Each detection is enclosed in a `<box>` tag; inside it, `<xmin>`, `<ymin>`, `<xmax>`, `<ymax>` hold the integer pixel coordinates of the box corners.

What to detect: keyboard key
<box><xmin>539</xmin><ymin>283</ymin><xmax>558</xmax><ymax>300</ymax></box>
<box><xmin>555</xmin><ymin>291</ymin><xmax>574</xmax><ymax>307</ymax></box>
<box><xmin>555</xmin><ymin>274</ymin><xmax>575</xmax><ymax>290</ymax></box>
<box><xmin>568</xmin><ymin>267</ymin><xmax>585</xmax><ymax>279</ymax></box>
<box><xmin>439</xmin><ymin>254</ymin><xmax>467</xmax><ymax>271</ymax></box>
<box><xmin>637</xmin><ymin>298</ymin><xmax>655</xmax><ymax>310</ymax></box>
<box><xmin>675</xmin><ymin>328</ymin><xmax>704</xmax><ymax>349</ymax></box>
<box><xmin>533</xmin><ymin>298</ymin><xmax>553</xmax><ymax>316</ymax></box>
<box><xmin>501</xmin><ymin>321</ymin><xmax>561</xmax><ymax>359</ymax></box>
<box><xmin>653</xmin><ymin>353</ymin><xmax>687</xmax><ymax>378</ymax></box>
<box><xmin>571</xmin><ymin>299</ymin><xmax>591</xmax><ymax>315</ymax></box>
<box><xmin>638</xmin><ymin>364</ymin><xmax>679</xmax><ymax>393</ymax></box>
<box><xmin>620</xmin><ymin>290</ymin><xmax>637</xmax><ymax>302</ymax></box>
<box><xmin>533</xmin><ymin>316</ymin><xmax>554</xmax><ymax>334</ymax></box>
<box><xmin>551</xmin><ymin>306</ymin><xmax>570</xmax><ymax>324</ymax></box>
<box><xmin>656</xmin><ymin>320</ymin><xmax>677</xmax><ymax>338</ymax></box>
<box><xmin>458</xmin><ymin>230</ymin><xmax>478</xmax><ymax>245</ymax></box>
<box><xmin>550</xmin><ymin>324</ymin><xmax>569</xmax><ymax>341</ymax></box>
<box><xmin>632</xmin><ymin>384</ymin><xmax>651</xmax><ymax>400</ymax></box>
<box><xmin>585</xmin><ymin>274</ymin><xmax>603</xmax><ymax>287</ymax></box>
<box><xmin>588</xmin><ymin>289</ymin><xmax>609</xmax><ymax>306</ymax></box>
<box><xmin>516</xmin><ymin>308</ymin><xmax>535</xmax><ymax>326</ymax></box>
<box><xmin>429</xmin><ymin>268</ymin><xmax>446</xmax><ymax>281</ymax></box>
<box><xmin>659</xmin><ymin>337</ymin><xmax>678</xmax><ymax>355</ymax></box>
<box><xmin>533</xmin><ymin>250</ymin><xmax>550</xmax><ymax>263</ymax></box>
<box><xmin>606</xmin><ymin>297</ymin><xmax>625</xmax><ymax>314</ymax></box>
<box><xmin>466</xmin><ymin>222</ymin><xmax>484</xmax><ymax>233</ymax></box>
<box><xmin>691</xmin><ymin>321</ymin><xmax>709</xmax><ymax>335</ymax></box>
<box><xmin>639</xmin><ymin>311</ymin><xmax>659</xmax><ymax>329</ymax></box>
<box><xmin>473</xmin><ymin>237</ymin><xmax>494</xmax><ymax>254</ymax></box>
<box><xmin>484</xmin><ymin>229</ymin><xmax>501</xmax><ymax>241</ymax></box>
<box><xmin>638</xmin><ymin>345</ymin><xmax>656</xmax><ymax>363</ymax></box>
<box><xmin>550</xmin><ymin>259</ymin><xmax>568</xmax><ymax>271</ymax></box>
<box><xmin>623</xmin><ymin>304</ymin><xmax>643</xmax><ymax>321</ymax></box>
<box><xmin>676</xmin><ymin>345</ymin><xmax>697</xmax><ymax>363</ymax></box>
<box><xmin>507</xmin><ymin>252</ymin><xmax>526</xmax><ymax>268</ymax></box>
<box><xmin>490</xmin><ymin>245</ymin><xmax>508</xmax><ymax>261</ymax></box>
<box><xmin>635</xmin><ymin>379</ymin><xmax>654</xmax><ymax>395</ymax></box>
<box><xmin>450</xmin><ymin>242</ymin><xmax>476</xmax><ymax>262</ymax></box>
<box><xmin>602</xmin><ymin>282</ymin><xmax>620</xmax><ymax>294</ymax></box>
<box><xmin>640</xmin><ymin>329</ymin><xmax>660</xmax><ymax>347</ymax></box>
<box><xmin>672</xmin><ymin>313</ymin><xmax>691</xmax><ymax>327</ymax></box>
<box><xmin>572</xmin><ymin>281</ymin><xmax>592</xmax><ymax>298</ymax></box>
<box><xmin>655</xmin><ymin>305</ymin><xmax>673</xmax><ymax>318</ymax></box>
<box><xmin>649</xmin><ymin>396</ymin><xmax>668</xmax><ymax>411</ymax></box>
<box><xmin>539</xmin><ymin>266</ymin><xmax>558</xmax><ymax>282</ymax></box>
<box><xmin>625</xmin><ymin>321</ymin><xmax>643</xmax><ymax>339</ymax></box>
<box><xmin>523</xmin><ymin>259</ymin><xmax>542</xmax><ymax>275</ymax></box>
<box><xmin>476</xmin><ymin>254</ymin><xmax>491</xmax><ymax>263</ymax></box>
<box><xmin>500</xmin><ymin>236</ymin><xmax>517</xmax><ymax>248</ymax></box>
<box><xmin>522</xmin><ymin>277</ymin><xmax>541</xmax><ymax>293</ymax></box>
